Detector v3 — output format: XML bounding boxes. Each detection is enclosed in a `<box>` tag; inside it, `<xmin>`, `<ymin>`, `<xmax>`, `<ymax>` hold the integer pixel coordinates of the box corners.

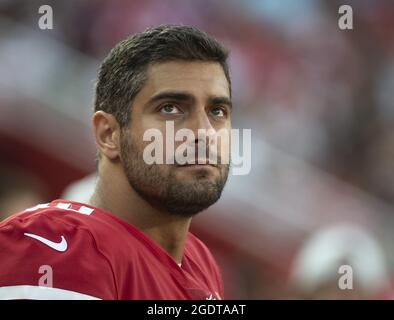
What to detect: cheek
<box><xmin>138</xmin><ymin>119</ymin><xmax>175</xmax><ymax>164</ymax></box>
<box><xmin>132</xmin><ymin>118</ymin><xmax>157</xmax><ymax>149</ymax></box>
<box><xmin>214</xmin><ymin>127</ymin><xmax>231</xmax><ymax>156</ymax></box>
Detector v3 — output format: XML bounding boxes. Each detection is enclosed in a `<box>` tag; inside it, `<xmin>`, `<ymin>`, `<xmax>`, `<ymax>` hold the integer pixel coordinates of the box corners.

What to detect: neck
<box><xmin>89</xmin><ymin>163</ymin><xmax>192</xmax><ymax>265</ymax></box>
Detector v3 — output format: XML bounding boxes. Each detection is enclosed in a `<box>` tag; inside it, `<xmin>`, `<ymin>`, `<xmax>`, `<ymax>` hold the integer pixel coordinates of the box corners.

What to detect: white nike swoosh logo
<box><xmin>24</xmin><ymin>233</ymin><xmax>68</xmax><ymax>252</ymax></box>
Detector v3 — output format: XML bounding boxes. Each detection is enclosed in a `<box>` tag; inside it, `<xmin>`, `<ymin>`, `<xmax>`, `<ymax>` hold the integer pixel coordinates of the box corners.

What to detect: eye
<box><xmin>211</xmin><ymin>107</ymin><xmax>226</xmax><ymax>117</ymax></box>
<box><xmin>160</xmin><ymin>104</ymin><xmax>182</xmax><ymax>114</ymax></box>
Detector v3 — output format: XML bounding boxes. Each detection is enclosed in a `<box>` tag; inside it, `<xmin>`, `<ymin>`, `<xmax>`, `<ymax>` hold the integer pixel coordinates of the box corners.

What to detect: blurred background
<box><xmin>1</xmin><ymin>0</ymin><xmax>394</xmax><ymax>299</ymax></box>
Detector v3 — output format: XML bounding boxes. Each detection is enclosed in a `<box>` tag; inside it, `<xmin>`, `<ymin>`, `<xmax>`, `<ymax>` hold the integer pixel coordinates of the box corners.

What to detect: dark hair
<box><xmin>94</xmin><ymin>24</ymin><xmax>231</xmax><ymax>128</ymax></box>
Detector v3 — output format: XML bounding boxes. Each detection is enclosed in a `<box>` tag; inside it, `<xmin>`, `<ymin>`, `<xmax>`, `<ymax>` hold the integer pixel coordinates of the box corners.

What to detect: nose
<box><xmin>188</xmin><ymin>109</ymin><xmax>217</xmax><ymax>162</ymax></box>
<box><xmin>188</xmin><ymin>108</ymin><xmax>215</xmax><ymax>134</ymax></box>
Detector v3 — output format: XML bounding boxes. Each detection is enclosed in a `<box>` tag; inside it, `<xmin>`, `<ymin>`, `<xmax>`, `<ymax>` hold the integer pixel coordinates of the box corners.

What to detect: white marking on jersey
<box><xmin>25</xmin><ymin>203</ymin><xmax>50</xmax><ymax>212</ymax></box>
<box><xmin>55</xmin><ymin>202</ymin><xmax>94</xmax><ymax>215</ymax></box>
<box><xmin>24</xmin><ymin>202</ymin><xmax>94</xmax><ymax>215</ymax></box>
<box><xmin>0</xmin><ymin>285</ymin><xmax>101</xmax><ymax>300</ymax></box>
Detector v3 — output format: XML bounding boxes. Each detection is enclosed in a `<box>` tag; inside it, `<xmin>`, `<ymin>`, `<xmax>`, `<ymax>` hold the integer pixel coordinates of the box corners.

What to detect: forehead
<box><xmin>141</xmin><ymin>61</ymin><xmax>230</xmax><ymax>99</ymax></box>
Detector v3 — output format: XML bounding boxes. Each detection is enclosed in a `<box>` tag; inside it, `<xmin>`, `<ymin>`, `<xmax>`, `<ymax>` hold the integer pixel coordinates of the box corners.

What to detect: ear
<box><xmin>92</xmin><ymin>111</ymin><xmax>121</xmax><ymax>160</ymax></box>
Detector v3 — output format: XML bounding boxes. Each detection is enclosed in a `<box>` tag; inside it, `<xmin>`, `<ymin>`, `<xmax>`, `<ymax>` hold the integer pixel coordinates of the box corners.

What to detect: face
<box><xmin>119</xmin><ymin>61</ymin><xmax>231</xmax><ymax>216</ymax></box>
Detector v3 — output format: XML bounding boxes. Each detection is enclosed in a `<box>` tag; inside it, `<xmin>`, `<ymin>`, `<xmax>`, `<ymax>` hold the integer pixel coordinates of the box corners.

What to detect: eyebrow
<box><xmin>146</xmin><ymin>91</ymin><xmax>232</xmax><ymax>109</ymax></box>
<box><xmin>208</xmin><ymin>96</ymin><xmax>233</xmax><ymax>109</ymax></box>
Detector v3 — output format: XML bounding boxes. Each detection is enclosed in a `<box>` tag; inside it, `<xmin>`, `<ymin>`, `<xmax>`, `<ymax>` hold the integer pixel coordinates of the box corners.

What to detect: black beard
<box><xmin>119</xmin><ymin>131</ymin><xmax>229</xmax><ymax>217</ymax></box>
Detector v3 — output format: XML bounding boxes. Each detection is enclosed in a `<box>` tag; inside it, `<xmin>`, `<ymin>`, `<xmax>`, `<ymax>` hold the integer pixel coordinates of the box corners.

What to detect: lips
<box><xmin>175</xmin><ymin>157</ymin><xmax>220</xmax><ymax>166</ymax></box>
<box><xmin>176</xmin><ymin>162</ymin><xmax>218</xmax><ymax>168</ymax></box>
<box><xmin>178</xmin><ymin>164</ymin><xmax>214</xmax><ymax>167</ymax></box>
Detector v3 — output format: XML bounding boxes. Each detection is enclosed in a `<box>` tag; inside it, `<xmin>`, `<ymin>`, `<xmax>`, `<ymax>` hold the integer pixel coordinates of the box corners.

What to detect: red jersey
<box><xmin>0</xmin><ymin>199</ymin><xmax>224</xmax><ymax>300</ymax></box>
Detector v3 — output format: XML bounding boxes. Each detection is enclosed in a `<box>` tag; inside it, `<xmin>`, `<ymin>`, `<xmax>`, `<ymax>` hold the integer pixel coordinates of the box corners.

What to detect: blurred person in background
<box><xmin>61</xmin><ymin>173</ymin><xmax>96</xmax><ymax>204</ymax></box>
<box><xmin>0</xmin><ymin>165</ymin><xmax>47</xmax><ymax>221</ymax></box>
<box><xmin>289</xmin><ymin>224</ymin><xmax>390</xmax><ymax>299</ymax></box>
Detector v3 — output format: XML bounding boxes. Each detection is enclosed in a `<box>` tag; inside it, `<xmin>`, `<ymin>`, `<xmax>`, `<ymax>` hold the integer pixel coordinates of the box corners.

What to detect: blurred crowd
<box><xmin>0</xmin><ymin>0</ymin><xmax>393</xmax><ymax>299</ymax></box>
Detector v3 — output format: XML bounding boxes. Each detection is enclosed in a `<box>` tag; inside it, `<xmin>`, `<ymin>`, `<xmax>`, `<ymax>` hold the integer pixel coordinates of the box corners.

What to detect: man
<box><xmin>0</xmin><ymin>25</ymin><xmax>232</xmax><ymax>300</ymax></box>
